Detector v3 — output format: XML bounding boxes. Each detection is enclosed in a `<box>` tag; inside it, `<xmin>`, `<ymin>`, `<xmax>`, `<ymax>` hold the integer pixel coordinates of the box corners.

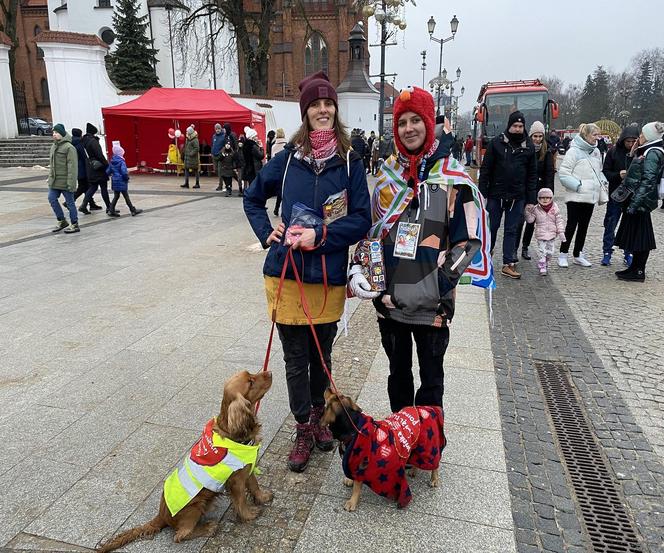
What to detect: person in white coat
<box><xmin>557</xmin><ymin>123</ymin><xmax>608</xmax><ymax>267</ymax></box>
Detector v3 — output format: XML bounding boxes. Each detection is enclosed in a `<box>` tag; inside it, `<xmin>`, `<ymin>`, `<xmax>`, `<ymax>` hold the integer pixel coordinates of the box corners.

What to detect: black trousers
<box><xmin>277</xmin><ymin>322</ymin><xmax>337</xmax><ymax>424</ymax></box>
<box><xmin>83</xmin><ymin>180</ymin><xmax>110</xmax><ymax>209</ymax></box>
<box><xmin>560</xmin><ymin>202</ymin><xmax>594</xmax><ymax>256</ymax></box>
<box><xmin>631</xmin><ymin>251</ymin><xmax>650</xmax><ymax>271</ymax></box>
<box><xmin>378</xmin><ymin>318</ymin><xmax>450</xmax><ymax>413</ymax></box>
<box><xmin>222</xmin><ymin>176</ymin><xmax>233</xmax><ymax>190</ymax></box>
<box><xmin>110</xmin><ymin>190</ymin><xmax>135</xmax><ymax>212</ymax></box>
<box><xmin>74</xmin><ymin>177</ymin><xmax>89</xmax><ymax>201</ymax></box>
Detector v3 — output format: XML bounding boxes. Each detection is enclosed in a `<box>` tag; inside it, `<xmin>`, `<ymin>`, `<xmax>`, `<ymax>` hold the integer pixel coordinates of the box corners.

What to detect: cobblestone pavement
<box><xmin>491</xmin><ymin>189</ymin><xmax>664</xmax><ymax>553</ymax></box>
<box><xmin>201</xmin><ymin>301</ymin><xmax>381</xmax><ymax>553</ymax></box>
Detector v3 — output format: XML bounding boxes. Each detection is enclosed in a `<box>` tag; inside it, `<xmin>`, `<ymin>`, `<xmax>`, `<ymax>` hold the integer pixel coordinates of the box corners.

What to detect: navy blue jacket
<box><xmin>211</xmin><ymin>131</ymin><xmax>225</xmax><ymax>156</ymax></box>
<box><xmin>243</xmin><ymin>145</ymin><xmax>372</xmax><ymax>286</ymax></box>
<box><xmin>72</xmin><ymin>136</ymin><xmax>87</xmax><ymax>180</ymax></box>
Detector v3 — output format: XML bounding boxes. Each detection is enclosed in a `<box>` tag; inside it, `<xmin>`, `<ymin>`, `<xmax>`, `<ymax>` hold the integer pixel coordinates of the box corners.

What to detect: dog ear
<box><xmin>345</xmin><ymin>396</ymin><xmax>362</xmax><ymax>413</ymax></box>
<box><xmin>226</xmin><ymin>393</ymin><xmax>256</xmax><ymax>439</ymax></box>
<box><xmin>324</xmin><ymin>387</ymin><xmax>335</xmax><ymax>402</ymax></box>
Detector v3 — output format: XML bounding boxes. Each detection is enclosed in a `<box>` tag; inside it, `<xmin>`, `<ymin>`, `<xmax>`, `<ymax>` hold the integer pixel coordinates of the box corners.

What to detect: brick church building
<box><xmin>239</xmin><ymin>0</ymin><xmax>368</xmax><ymax>98</ymax></box>
<box><xmin>0</xmin><ymin>0</ymin><xmax>51</xmax><ymax>122</ymax></box>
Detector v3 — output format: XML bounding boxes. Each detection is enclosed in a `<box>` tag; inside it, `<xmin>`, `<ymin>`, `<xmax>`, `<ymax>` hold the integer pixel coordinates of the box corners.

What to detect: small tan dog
<box><xmin>97</xmin><ymin>369</ymin><xmax>273</xmax><ymax>552</ymax></box>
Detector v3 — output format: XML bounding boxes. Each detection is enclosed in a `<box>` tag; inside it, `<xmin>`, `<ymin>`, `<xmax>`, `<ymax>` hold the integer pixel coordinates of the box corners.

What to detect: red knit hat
<box><xmin>392</xmin><ymin>86</ymin><xmax>436</xmax><ymax>182</ymax></box>
<box><xmin>298</xmin><ymin>71</ymin><xmax>338</xmax><ymax>119</ymax></box>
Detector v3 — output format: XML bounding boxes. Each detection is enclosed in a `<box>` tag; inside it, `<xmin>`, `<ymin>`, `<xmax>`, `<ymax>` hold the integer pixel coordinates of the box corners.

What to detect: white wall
<box><xmin>232</xmin><ymin>97</ymin><xmax>302</xmax><ymax>139</ymax></box>
<box><xmin>338</xmin><ymin>92</ymin><xmax>380</xmax><ymax>134</ymax></box>
<box><xmin>37</xmin><ymin>41</ymin><xmax>120</xmax><ymax>135</ymax></box>
<box><xmin>0</xmin><ymin>44</ymin><xmax>18</xmax><ymax>138</ymax></box>
<box><xmin>47</xmin><ymin>0</ymin><xmax>118</xmax><ymax>39</ymax></box>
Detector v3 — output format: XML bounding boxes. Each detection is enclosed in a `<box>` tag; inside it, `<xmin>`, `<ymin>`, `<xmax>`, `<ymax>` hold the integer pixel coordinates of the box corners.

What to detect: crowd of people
<box><xmin>479</xmin><ymin>112</ymin><xmax>664</xmax><ymax>282</ymax></box>
<box><xmin>44</xmin><ymin>68</ymin><xmax>663</xmax><ymax>475</ymax></box>
<box><xmin>47</xmin><ymin>122</ymin><xmax>142</xmax><ymax>234</ymax></box>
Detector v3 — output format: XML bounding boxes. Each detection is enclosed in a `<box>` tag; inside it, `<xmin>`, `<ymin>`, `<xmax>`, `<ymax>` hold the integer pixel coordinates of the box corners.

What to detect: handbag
<box><xmin>610</xmin><ymin>183</ymin><xmax>633</xmax><ymax>204</ymax></box>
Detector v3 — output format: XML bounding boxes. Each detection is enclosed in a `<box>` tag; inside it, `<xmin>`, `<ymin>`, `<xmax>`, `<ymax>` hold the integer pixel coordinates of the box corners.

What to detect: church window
<box><xmin>41</xmin><ymin>79</ymin><xmax>50</xmax><ymax>105</ymax></box>
<box><xmin>304</xmin><ymin>32</ymin><xmax>328</xmax><ymax>76</ymax></box>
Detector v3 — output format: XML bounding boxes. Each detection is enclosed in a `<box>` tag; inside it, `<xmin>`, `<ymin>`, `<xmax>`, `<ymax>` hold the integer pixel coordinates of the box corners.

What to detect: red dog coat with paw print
<box><xmin>342</xmin><ymin>406</ymin><xmax>446</xmax><ymax>507</ymax></box>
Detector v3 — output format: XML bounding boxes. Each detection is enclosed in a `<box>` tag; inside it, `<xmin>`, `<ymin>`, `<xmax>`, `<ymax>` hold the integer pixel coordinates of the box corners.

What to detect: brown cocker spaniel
<box><xmin>97</xmin><ymin>369</ymin><xmax>273</xmax><ymax>552</ymax></box>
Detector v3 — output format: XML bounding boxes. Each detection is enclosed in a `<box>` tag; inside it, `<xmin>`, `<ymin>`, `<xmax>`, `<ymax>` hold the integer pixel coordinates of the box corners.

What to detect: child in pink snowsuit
<box><xmin>524</xmin><ymin>188</ymin><xmax>566</xmax><ymax>275</ymax></box>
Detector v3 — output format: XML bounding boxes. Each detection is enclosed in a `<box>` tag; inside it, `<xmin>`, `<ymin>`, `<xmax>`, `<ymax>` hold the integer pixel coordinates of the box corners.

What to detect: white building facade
<box><xmin>46</xmin><ymin>0</ymin><xmax>239</xmax><ymax>92</ymax></box>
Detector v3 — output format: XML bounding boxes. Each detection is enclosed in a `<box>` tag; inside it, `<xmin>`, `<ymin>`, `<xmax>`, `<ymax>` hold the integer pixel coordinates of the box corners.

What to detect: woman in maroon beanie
<box><xmin>244</xmin><ymin>71</ymin><xmax>371</xmax><ymax>472</ymax></box>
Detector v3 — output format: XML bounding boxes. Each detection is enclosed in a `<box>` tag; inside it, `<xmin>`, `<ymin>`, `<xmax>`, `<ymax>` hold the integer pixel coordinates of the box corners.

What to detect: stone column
<box><xmin>0</xmin><ymin>39</ymin><xmax>19</xmax><ymax>139</ymax></box>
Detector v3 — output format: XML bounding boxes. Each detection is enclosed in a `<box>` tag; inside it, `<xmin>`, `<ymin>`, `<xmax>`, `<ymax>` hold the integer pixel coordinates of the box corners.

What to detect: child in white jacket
<box><xmin>524</xmin><ymin>188</ymin><xmax>566</xmax><ymax>275</ymax></box>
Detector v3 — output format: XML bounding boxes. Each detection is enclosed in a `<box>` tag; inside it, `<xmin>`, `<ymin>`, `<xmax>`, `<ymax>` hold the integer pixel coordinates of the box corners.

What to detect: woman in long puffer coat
<box><xmin>614</xmin><ymin>121</ymin><xmax>664</xmax><ymax>281</ymax></box>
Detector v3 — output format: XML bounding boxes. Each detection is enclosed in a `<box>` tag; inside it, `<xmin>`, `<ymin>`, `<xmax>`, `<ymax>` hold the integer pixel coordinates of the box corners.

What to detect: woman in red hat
<box><xmin>244</xmin><ymin>71</ymin><xmax>371</xmax><ymax>473</ymax></box>
<box><xmin>349</xmin><ymin>86</ymin><xmax>487</xmax><ymax>413</ymax></box>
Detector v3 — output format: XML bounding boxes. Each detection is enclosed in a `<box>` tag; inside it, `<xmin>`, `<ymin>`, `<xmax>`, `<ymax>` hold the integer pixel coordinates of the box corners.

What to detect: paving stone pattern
<box><xmin>491</xmin><ymin>255</ymin><xmax>664</xmax><ymax>553</ymax></box>
<box><xmin>201</xmin><ymin>301</ymin><xmax>382</xmax><ymax>553</ymax></box>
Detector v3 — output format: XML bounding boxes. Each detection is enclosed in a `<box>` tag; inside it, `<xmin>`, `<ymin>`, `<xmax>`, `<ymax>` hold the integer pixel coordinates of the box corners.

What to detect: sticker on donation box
<box><xmin>393</xmin><ymin>222</ymin><xmax>421</xmax><ymax>259</ymax></box>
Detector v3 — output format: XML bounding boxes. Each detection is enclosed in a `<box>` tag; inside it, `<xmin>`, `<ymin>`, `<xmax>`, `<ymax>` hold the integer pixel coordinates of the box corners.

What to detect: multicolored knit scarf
<box><xmin>396</xmin><ymin>139</ymin><xmax>439</xmax><ymax>196</ymax></box>
<box><xmin>309</xmin><ymin>129</ymin><xmax>337</xmax><ymax>160</ymax></box>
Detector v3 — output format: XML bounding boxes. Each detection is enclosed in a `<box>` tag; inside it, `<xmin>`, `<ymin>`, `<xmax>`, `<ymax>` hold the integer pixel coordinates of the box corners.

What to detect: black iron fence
<box><xmin>12</xmin><ymin>81</ymin><xmax>30</xmax><ymax>135</ymax></box>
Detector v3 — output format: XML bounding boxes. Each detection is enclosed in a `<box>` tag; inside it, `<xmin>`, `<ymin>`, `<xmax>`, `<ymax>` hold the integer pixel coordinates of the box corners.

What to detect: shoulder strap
<box><xmin>347</xmin><ymin>149</ymin><xmax>351</xmax><ymax>179</ymax></box>
<box><xmin>643</xmin><ymin>146</ymin><xmax>664</xmax><ymax>158</ymax></box>
<box><xmin>281</xmin><ymin>152</ymin><xmax>293</xmax><ymax>201</ymax></box>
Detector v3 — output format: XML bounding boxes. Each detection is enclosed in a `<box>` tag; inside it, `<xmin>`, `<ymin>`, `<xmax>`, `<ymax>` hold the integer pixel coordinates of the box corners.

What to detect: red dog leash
<box><xmin>256</xmin><ymin>246</ymin><xmax>363</xmax><ymax>435</ymax></box>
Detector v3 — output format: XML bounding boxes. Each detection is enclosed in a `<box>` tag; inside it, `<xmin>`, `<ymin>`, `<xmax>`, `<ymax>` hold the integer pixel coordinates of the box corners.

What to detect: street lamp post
<box><xmin>427</xmin><ymin>14</ymin><xmax>459</xmax><ymax>116</ymax></box>
<box><xmin>420</xmin><ymin>50</ymin><xmax>427</xmax><ymax>89</ymax></box>
<box><xmin>365</xmin><ymin>0</ymin><xmax>413</xmax><ymax>138</ymax></box>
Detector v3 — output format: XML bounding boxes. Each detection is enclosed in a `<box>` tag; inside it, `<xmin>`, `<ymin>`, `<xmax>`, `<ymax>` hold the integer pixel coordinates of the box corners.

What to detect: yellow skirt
<box><xmin>264</xmin><ymin>276</ymin><xmax>346</xmax><ymax>325</ymax></box>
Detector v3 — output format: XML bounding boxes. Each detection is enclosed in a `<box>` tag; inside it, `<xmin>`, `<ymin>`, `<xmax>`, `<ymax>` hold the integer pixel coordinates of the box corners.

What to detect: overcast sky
<box><xmin>368</xmin><ymin>0</ymin><xmax>663</xmax><ymax>113</ymax></box>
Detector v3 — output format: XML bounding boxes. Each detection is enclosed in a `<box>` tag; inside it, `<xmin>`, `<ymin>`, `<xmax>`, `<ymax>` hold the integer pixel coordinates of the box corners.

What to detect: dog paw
<box><xmin>201</xmin><ymin>521</ymin><xmax>218</xmax><ymax>537</ymax></box>
<box><xmin>429</xmin><ymin>472</ymin><xmax>440</xmax><ymax>488</ymax></box>
<box><xmin>407</xmin><ymin>467</ymin><xmax>417</xmax><ymax>478</ymax></box>
<box><xmin>253</xmin><ymin>489</ymin><xmax>274</xmax><ymax>505</ymax></box>
<box><xmin>238</xmin><ymin>506</ymin><xmax>261</xmax><ymax>522</ymax></box>
<box><xmin>343</xmin><ymin>499</ymin><xmax>358</xmax><ymax>512</ymax></box>
<box><xmin>343</xmin><ymin>477</ymin><xmax>354</xmax><ymax>488</ymax></box>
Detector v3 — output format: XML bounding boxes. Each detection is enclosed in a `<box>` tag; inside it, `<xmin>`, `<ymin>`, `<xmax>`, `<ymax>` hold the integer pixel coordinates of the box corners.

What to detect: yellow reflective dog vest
<box><xmin>164</xmin><ymin>418</ymin><xmax>261</xmax><ymax>516</ymax></box>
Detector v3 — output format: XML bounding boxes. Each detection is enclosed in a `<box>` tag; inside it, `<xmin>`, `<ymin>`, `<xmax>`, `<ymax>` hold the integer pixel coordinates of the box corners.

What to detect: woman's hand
<box><xmin>289</xmin><ymin>227</ymin><xmax>317</xmax><ymax>250</ymax></box>
<box><xmin>266</xmin><ymin>222</ymin><xmax>285</xmax><ymax>245</ymax></box>
<box><xmin>382</xmin><ymin>295</ymin><xmax>396</xmax><ymax>309</ymax></box>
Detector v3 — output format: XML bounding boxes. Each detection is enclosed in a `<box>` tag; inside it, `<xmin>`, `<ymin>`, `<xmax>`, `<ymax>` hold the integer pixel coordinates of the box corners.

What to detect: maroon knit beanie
<box><xmin>298</xmin><ymin>71</ymin><xmax>338</xmax><ymax>119</ymax></box>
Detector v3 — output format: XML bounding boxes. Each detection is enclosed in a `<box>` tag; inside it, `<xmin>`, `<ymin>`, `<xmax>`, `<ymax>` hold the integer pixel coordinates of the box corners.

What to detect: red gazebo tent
<box><xmin>101</xmin><ymin>88</ymin><xmax>266</xmax><ymax>169</ymax></box>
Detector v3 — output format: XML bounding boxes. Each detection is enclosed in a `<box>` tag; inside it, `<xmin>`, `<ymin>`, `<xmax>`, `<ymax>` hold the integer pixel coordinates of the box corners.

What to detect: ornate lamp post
<box><xmin>427</xmin><ymin>14</ymin><xmax>459</xmax><ymax>116</ymax></box>
<box><xmin>420</xmin><ymin>50</ymin><xmax>427</xmax><ymax>89</ymax></box>
<box><xmin>363</xmin><ymin>0</ymin><xmax>414</xmax><ymax>138</ymax></box>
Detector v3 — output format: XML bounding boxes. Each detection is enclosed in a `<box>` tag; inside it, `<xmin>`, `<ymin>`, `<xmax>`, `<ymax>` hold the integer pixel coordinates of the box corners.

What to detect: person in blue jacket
<box><xmin>243</xmin><ymin>71</ymin><xmax>371</xmax><ymax>473</ymax></box>
<box><xmin>106</xmin><ymin>144</ymin><xmax>142</xmax><ymax>217</ymax></box>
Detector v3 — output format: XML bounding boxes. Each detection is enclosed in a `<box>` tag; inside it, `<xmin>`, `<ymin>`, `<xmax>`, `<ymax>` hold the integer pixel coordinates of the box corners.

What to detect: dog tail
<box><xmin>96</xmin><ymin>516</ymin><xmax>166</xmax><ymax>552</ymax></box>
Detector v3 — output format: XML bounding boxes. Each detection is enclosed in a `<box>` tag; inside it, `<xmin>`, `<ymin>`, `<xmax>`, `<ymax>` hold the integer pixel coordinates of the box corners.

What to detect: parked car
<box><xmin>27</xmin><ymin>118</ymin><xmax>52</xmax><ymax>135</ymax></box>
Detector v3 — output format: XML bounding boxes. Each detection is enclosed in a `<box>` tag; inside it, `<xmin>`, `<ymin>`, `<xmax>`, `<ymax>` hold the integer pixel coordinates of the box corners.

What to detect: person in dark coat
<box><xmin>81</xmin><ymin>123</ymin><xmax>111</xmax><ymax>214</ymax></box>
<box><xmin>243</xmin><ymin>71</ymin><xmax>371</xmax><ymax>473</ymax></box>
<box><xmin>614</xmin><ymin>122</ymin><xmax>664</xmax><ymax>281</ymax></box>
<box><xmin>240</xmin><ymin>127</ymin><xmax>264</xmax><ymax>197</ymax></box>
<box><xmin>181</xmin><ymin>126</ymin><xmax>200</xmax><ymax>188</ymax></box>
<box><xmin>218</xmin><ymin>142</ymin><xmax>241</xmax><ymax>196</ymax></box>
<box><xmin>266</xmin><ymin>130</ymin><xmax>276</xmax><ymax>161</ymax></box>
<box><xmin>105</xmin><ymin>143</ymin><xmax>142</xmax><ymax>217</ymax></box>
<box><xmin>479</xmin><ymin>110</ymin><xmax>537</xmax><ymax>279</ymax></box>
<box><xmin>600</xmin><ymin>124</ymin><xmax>639</xmax><ymax>266</ymax></box>
<box><xmin>517</xmin><ymin>121</ymin><xmax>555</xmax><ymax>260</ymax></box>
<box><xmin>70</xmin><ymin>128</ymin><xmax>101</xmax><ymax>214</ymax></box>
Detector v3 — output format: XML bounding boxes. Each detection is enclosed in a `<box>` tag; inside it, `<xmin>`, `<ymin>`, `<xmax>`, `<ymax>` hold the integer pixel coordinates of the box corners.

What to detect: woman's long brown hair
<box><xmin>290</xmin><ymin>110</ymin><xmax>352</xmax><ymax>158</ymax></box>
<box><xmin>538</xmin><ymin>138</ymin><xmax>548</xmax><ymax>162</ymax></box>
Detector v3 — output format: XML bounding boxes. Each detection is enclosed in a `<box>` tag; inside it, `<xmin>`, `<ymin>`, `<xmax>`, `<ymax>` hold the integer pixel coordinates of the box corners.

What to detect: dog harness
<box><xmin>163</xmin><ymin>418</ymin><xmax>261</xmax><ymax>516</ymax></box>
<box><xmin>342</xmin><ymin>406</ymin><xmax>445</xmax><ymax>508</ymax></box>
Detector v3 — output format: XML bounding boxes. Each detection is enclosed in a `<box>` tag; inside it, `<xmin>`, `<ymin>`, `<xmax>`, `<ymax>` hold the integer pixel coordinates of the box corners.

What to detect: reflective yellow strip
<box><xmin>180</xmin><ymin>462</ymin><xmax>201</xmax><ymax>496</ymax></box>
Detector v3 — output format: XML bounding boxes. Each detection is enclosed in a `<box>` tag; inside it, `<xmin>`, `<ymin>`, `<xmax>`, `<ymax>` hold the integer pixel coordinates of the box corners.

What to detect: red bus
<box><xmin>472</xmin><ymin>79</ymin><xmax>559</xmax><ymax>165</ymax></box>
